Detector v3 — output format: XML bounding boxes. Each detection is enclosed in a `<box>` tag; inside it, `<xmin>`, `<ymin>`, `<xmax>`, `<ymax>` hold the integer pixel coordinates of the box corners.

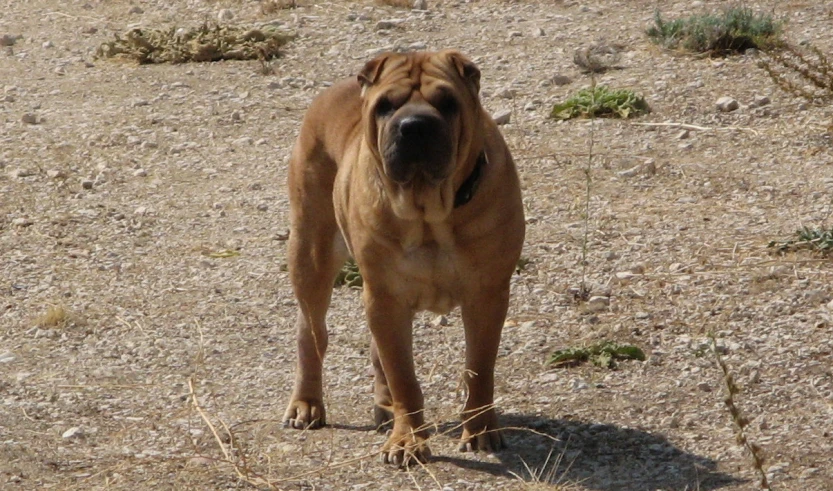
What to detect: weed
<box><xmin>96</xmin><ymin>23</ymin><xmax>292</xmax><ymax>64</ymax></box>
<box><xmin>710</xmin><ymin>334</ymin><xmax>770</xmax><ymax>489</ymax></box>
<box><xmin>759</xmin><ymin>43</ymin><xmax>833</xmax><ymax>103</ymax></box>
<box><xmin>769</xmin><ymin>226</ymin><xmax>833</xmax><ymax>254</ymax></box>
<box><xmin>334</xmin><ymin>260</ymin><xmax>363</xmax><ymax>288</ymax></box>
<box><xmin>547</xmin><ymin>341</ymin><xmax>646</xmax><ymax>369</ymax></box>
<box><xmin>647</xmin><ymin>7</ymin><xmax>782</xmax><ymax>54</ymax></box>
<box><xmin>509</xmin><ymin>446</ymin><xmax>579</xmax><ymax>490</ymax></box>
<box><xmin>34</xmin><ymin>305</ymin><xmax>72</xmax><ymax>329</ymax></box>
<box><xmin>550</xmin><ymin>86</ymin><xmax>650</xmax><ymax>120</ymax></box>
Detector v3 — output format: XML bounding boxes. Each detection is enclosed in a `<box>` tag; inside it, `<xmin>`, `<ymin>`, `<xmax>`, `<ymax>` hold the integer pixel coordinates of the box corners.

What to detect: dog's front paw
<box><xmin>381</xmin><ymin>428</ymin><xmax>430</xmax><ymax>467</ymax></box>
<box><xmin>283</xmin><ymin>398</ymin><xmax>326</xmax><ymax>429</ymax></box>
<box><xmin>459</xmin><ymin>410</ymin><xmax>506</xmax><ymax>453</ymax></box>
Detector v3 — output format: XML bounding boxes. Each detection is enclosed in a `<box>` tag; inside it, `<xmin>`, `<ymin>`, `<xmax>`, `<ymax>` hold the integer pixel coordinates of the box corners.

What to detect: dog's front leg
<box><xmin>363</xmin><ymin>285</ymin><xmax>430</xmax><ymax>467</ymax></box>
<box><xmin>459</xmin><ymin>284</ymin><xmax>510</xmax><ymax>453</ymax></box>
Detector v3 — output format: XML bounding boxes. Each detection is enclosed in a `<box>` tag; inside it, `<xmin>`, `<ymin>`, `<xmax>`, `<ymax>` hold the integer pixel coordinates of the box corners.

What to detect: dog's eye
<box><xmin>436</xmin><ymin>95</ymin><xmax>458</xmax><ymax>114</ymax></box>
<box><xmin>375</xmin><ymin>98</ymin><xmax>395</xmax><ymax>117</ymax></box>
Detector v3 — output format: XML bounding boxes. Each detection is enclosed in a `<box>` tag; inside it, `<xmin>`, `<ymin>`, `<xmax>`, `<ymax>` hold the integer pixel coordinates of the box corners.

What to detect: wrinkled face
<box><xmin>358</xmin><ymin>50</ymin><xmax>481</xmax><ymax>222</ymax></box>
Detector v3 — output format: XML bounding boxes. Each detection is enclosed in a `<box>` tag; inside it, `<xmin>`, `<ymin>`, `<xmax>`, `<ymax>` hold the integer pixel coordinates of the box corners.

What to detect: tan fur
<box><xmin>283</xmin><ymin>50</ymin><xmax>525</xmax><ymax>467</ymax></box>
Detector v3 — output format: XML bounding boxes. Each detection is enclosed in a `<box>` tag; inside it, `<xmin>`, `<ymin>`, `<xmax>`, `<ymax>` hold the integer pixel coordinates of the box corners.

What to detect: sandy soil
<box><xmin>1</xmin><ymin>1</ymin><xmax>832</xmax><ymax>489</ymax></box>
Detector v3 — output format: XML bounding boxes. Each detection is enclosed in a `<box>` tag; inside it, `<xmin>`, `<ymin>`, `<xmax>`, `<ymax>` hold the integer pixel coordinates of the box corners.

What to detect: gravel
<box><xmin>1</xmin><ymin>0</ymin><xmax>832</xmax><ymax>490</ymax></box>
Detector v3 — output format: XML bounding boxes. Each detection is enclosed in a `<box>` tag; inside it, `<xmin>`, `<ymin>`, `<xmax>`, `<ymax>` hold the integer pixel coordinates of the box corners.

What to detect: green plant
<box><xmin>550</xmin><ymin>86</ymin><xmax>650</xmax><ymax>120</ymax></box>
<box><xmin>769</xmin><ymin>226</ymin><xmax>833</xmax><ymax>254</ymax></box>
<box><xmin>547</xmin><ymin>341</ymin><xmax>646</xmax><ymax>369</ymax></box>
<box><xmin>647</xmin><ymin>7</ymin><xmax>782</xmax><ymax>54</ymax></box>
<box><xmin>334</xmin><ymin>260</ymin><xmax>363</xmax><ymax>288</ymax></box>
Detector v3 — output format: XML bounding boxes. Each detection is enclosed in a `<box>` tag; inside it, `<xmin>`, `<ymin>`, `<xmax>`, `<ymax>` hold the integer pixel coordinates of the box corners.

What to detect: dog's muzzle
<box><xmin>383</xmin><ymin>113</ymin><xmax>453</xmax><ymax>185</ymax></box>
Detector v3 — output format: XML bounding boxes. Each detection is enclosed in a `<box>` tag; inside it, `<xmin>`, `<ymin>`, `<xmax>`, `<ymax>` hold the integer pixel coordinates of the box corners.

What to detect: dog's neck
<box><xmin>453</xmin><ymin>150</ymin><xmax>487</xmax><ymax>208</ymax></box>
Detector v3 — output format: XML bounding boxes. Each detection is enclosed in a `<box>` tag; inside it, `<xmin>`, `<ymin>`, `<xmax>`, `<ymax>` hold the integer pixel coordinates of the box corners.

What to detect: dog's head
<box><xmin>358</xmin><ymin>50</ymin><xmax>483</xmax><ymax>222</ymax></box>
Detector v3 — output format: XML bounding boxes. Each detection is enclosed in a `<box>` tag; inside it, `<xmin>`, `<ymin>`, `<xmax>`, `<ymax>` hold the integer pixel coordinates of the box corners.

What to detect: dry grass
<box><xmin>33</xmin><ymin>304</ymin><xmax>77</xmax><ymax>329</ymax></box>
<box><xmin>376</xmin><ymin>0</ymin><xmax>412</xmax><ymax>8</ymax></box>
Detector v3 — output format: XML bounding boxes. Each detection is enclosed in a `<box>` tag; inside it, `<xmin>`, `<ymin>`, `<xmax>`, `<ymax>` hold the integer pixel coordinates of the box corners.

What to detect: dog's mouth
<box><xmin>381</xmin><ymin>113</ymin><xmax>454</xmax><ymax>185</ymax></box>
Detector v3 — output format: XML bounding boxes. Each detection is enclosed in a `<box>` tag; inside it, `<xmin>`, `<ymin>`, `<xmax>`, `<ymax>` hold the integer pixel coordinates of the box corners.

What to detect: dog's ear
<box><xmin>358</xmin><ymin>53</ymin><xmax>391</xmax><ymax>91</ymax></box>
<box><xmin>446</xmin><ymin>51</ymin><xmax>481</xmax><ymax>96</ymax></box>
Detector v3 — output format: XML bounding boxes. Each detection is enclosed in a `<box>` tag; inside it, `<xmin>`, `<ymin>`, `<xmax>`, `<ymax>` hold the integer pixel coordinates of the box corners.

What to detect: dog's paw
<box><xmin>381</xmin><ymin>429</ymin><xmax>430</xmax><ymax>467</ymax></box>
<box><xmin>459</xmin><ymin>411</ymin><xmax>506</xmax><ymax>453</ymax></box>
<box><xmin>283</xmin><ymin>399</ymin><xmax>326</xmax><ymax>430</ymax></box>
<box><xmin>459</xmin><ymin>426</ymin><xmax>506</xmax><ymax>453</ymax></box>
<box><xmin>373</xmin><ymin>405</ymin><xmax>394</xmax><ymax>431</ymax></box>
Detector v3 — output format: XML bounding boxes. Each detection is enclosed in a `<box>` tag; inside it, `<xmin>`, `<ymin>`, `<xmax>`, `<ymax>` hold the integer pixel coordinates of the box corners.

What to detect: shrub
<box><xmin>647</xmin><ymin>7</ymin><xmax>782</xmax><ymax>54</ymax></box>
<box><xmin>550</xmin><ymin>86</ymin><xmax>650</xmax><ymax>120</ymax></box>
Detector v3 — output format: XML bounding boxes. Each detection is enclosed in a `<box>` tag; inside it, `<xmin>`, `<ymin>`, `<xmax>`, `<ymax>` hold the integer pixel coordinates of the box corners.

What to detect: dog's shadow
<box><xmin>432</xmin><ymin>414</ymin><xmax>742</xmax><ymax>490</ymax></box>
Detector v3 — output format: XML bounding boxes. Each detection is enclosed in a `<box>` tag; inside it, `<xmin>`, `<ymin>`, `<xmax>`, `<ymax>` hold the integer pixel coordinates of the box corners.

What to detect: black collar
<box><xmin>453</xmin><ymin>151</ymin><xmax>487</xmax><ymax>208</ymax></box>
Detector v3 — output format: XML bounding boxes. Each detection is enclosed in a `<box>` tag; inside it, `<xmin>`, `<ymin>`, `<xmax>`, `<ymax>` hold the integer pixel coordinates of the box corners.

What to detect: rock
<box><xmin>826</xmin><ymin>299</ymin><xmax>833</xmax><ymax>311</ymax></box>
<box><xmin>617</xmin><ymin>165</ymin><xmax>640</xmax><ymax>178</ymax></box>
<box><xmin>42</xmin><ymin>40</ymin><xmax>54</xmax><ymax>49</ymax></box>
<box><xmin>551</xmin><ymin>75</ymin><xmax>572</xmax><ymax>86</ymax></box>
<box><xmin>232</xmin><ymin>137</ymin><xmax>253</xmax><ymax>146</ymax></box>
<box><xmin>10</xmin><ymin>168</ymin><xmax>36</xmax><ymax>178</ymax></box>
<box><xmin>81</xmin><ymin>179</ymin><xmax>94</xmax><ymax>189</ymax></box>
<box><xmin>0</xmin><ymin>352</ymin><xmax>15</xmax><ymax>363</ymax></box>
<box><xmin>62</xmin><ymin>427</ymin><xmax>84</xmax><ymax>439</ymax></box>
<box><xmin>21</xmin><ymin>113</ymin><xmax>40</xmax><ymax>124</ymax></box>
<box><xmin>635</xmin><ymin>311</ymin><xmax>650</xmax><ymax>320</ymax></box>
<box><xmin>46</xmin><ymin>170</ymin><xmax>65</xmax><ymax>179</ymax></box>
<box><xmin>675</xmin><ymin>129</ymin><xmax>690</xmax><ymax>140</ymax></box>
<box><xmin>376</xmin><ymin>19</ymin><xmax>404</xmax><ymax>30</ymax></box>
<box><xmin>412</xmin><ymin>0</ymin><xmax>428</xmax><ymax>9</ymax></box>
<box><xmin>256</xmin><ymin>203</ymin><xmax>269</xmax><ymax>212</ymax></box>
<box><xmin>128</xmin><ymin>5</ymin><xmax>144</xmax><ymax>15</ymax></box>
<box><xmin>523</xmin><ymin>101</ymin><xmax>539</xmax><ymax>111</ymax></box>
<box><xmin>432</xmin><ymin>315</ymin><xmax>448</xmax><ymax>327</ymax></box>
<box><xmin>493</xmin><ymin>110</ymin><xmax>511</xmax><ymax>125</ymax></box>
<box><xmin>12</xmin><ymin>217</ymin><xmax>33</xmax><ymax>227</ymax></box>
<box><xmin>133</xmin><ymin>169</ymin><xmax>147</xmax><ymax>177</ymax></box>
<box><xmin>0</xmin><ymin>34</ymin><xmax>19</xmax><ymax>47</ymax></box>
<box><xmin>81</xmin><ymin>26</ymin><xmax>98</xmax><ymax>35</ymax></box>
<box><xmin>495</xmin><ymin>87</ymin><xmax>515</xmax><ymax>99</ymax></box>
<box><xmin>586</xmin><ymin>296</ymin><xmax>609</xmax><ymax>312</ymax></box>
<box><xmin>697</xmin><ymin>382</ymin><xmax>712</xmax><ymax>392</ymax></box>
<box><xmin>716</xmin><ymin>96</ymin><xmax>739</xmax><ymax>112</ymax></box>
<box><xmin>571</xmin><ymin>378</ymin><xmax>590</xmax><ymax>391</ymax></box>
<box><xmin>531</xmin><ymin>27</ymin><xmax>545</xmax><ymax>37</ymax></box>
<box><xmin>217</xmin><ymin>9</ymin><xmax>234</xmax><ymax>21</ymax></box>
<box><xmin>751</xmin><ymin>94</ymin><xmax>771</xmax><ymax>107</ymax></box>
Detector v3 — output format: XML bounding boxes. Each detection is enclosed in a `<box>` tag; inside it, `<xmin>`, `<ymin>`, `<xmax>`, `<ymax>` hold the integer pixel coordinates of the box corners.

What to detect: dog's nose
<box><xmin>398</xmin><ymin>116</ymin><xmax>436</xmax><ymax>138</ymax></box>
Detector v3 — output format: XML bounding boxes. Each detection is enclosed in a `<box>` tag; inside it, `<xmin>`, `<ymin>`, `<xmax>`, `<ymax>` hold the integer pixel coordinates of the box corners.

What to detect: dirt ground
<box><xmin>2</xmin><ymin>1</ymin><xmax>833</xmax><ymax>490</ymax></box>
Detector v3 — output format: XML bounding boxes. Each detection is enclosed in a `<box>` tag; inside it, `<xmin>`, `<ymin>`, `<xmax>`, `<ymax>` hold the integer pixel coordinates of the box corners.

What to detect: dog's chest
<box><xmin>396</xmin><ymin>245</ymin><xmax>460</xmax><ymax>314</ymax></box>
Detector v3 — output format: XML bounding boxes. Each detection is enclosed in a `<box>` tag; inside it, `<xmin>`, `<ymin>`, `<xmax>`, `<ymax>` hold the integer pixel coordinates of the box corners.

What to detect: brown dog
<box><xmin>283</xmin><ymin>50</ymin><xmax>525</xmax><ymax>466</ymax></box>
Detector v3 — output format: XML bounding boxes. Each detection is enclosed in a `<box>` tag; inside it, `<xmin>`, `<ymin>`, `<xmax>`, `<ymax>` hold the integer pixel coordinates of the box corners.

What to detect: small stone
<box><xmin>675</xmin><ymin>129</ymin><xmax>690</xmax><ymax>140</ymax></box>
<box><xmin>12</xmin><ymin>217</ymin><xmax>33</xmax><ymax>227</ymax></box>
<box><xmin>62</xmin><ymin>427</ymin><xmax>84</xmax><ymax>439</ymax></box>
<box><xmin>662</xmin><ymin>416</ymin><xmax>680</xmax><ymax>429</ymax></box>
<box><xmin>697</xmin><ymin>382</ymin><xmax>712</xmax><ymax>392</ymax></box>
<box><xmin>376</xmin><ymin>20</ymin><xmax>403</xmax><ymax>30</ymax></box>
<box><xmin>133</xmin><ymin>169</ymin><xmax>147</xmax><ymax>177</ymax></box>
<box><xmin>496</xmin><ymin>87</ymin><xmax>516</xmax><ymax>99</ymax></box>
<box><xmin>523</xmin><ymin>101</ymin><xmax>538</xmax><ymax>111</ymax></box>
<box><xmin>21</xmin><ymin>113</ymin><xmax>39</xmax><ymax>124</ymax></box>
<box><xmin>408</xmin><ymin>42</ymin><xmax>427</xmax><ymax>51</ymax></box>
<box><xmin>10</xmin><ymin>168</ymin><xmax>36</xmax><ymax>178</ymax></box>
<box><xmin>493</xmin><ymin>110</ymin><xmax>511</xmax><ymax>125</ymax></box>
<box><xmin>0</xmin><ymin>352</ymin><xmax>15</xmax><ymax>363</ymax></box>
<box><xmin>217</xmin><ymin>9</ymin><xmax>234</xmax><ymax>21</ymax></box>
<box><xmin>614</xmin><ymin>271</ymin><xmax>637</xmax><ymax>282</ymax></box>
<box><xmin>617</xmin><ymin>165</ymin><xmax>640</xmax><ymax>178</ymax></box>
<box><xmin>256</xmin><ymin>203</ymin><xmax>269</xmax><ymax>212</ymax></box>
<box><xmin>412</xmin><ymin>0</ymin><xmax>428</xmax><ymax>9</ymax></box>
<box><xmin>751</xmin><ymin>94</ymin><xmax>771</xmax><ymax>107</ymax></box>
<box><xmin>531</xmin><ymin>27</ymin><xmax>545</xmax><ymax>37</ymax></box>
<box><xmin>81</xmin><ymin>26</ymin><xmax>98</xmax><ymax>35</ymax></box>
<box><xmin>232</xmin><ymin>137</ymin><xmax>253</xmax><ymax>146</ymax></box>
<box><xmin>42</xmin><ymin>40</ymin><xmax>54</xmax><ymax>48</ymax></box>
<box><xmin>132</xmin><ymin>99</ymin><xmax>149</xmax><ymax>107</ymax></box>
<box><xmin>571</xmin><ymin>378</ymin><xmax>589</xmax><ymax>391</ymax></box>
<box><xmin>508</xmin><ymin>31</ymin><xmax>523</xmax><ymax>39</ymax></box>
<box><xmin>635</xmin><ymin>311</ymin><xmax>650</xmax><ymax>320</ymax></box>
<box><xmin>432</xmin><ymin>315</ymin><xmax>448</xmax><ymax>327</ymax></box>
<box><xmin>134</xmin><ymin>206</ymin><xmax>148</xmax><ymax>215</ymax></box>
<box><xmin>586</xmin><ymin>296</ymin><xmax>610</xmax><ymax>312</ymax></box>
<box><xmin>0</xmin><ymin>34</ymin><xmax>18</xmax><ymax>47</ymax></box>
<box><xmin>128</xmin><ymin>5</ymin><xmax>143</xmax><ymax>14</ymax></box>
<box><xmin>716</xmin><ymin>96</ymin><xmax>739</xmax><ymax>112</ymax></box>
<box><xmin>231</xmin><ymin>110</ymin><xmax>242</xmax><ymax>121</ymax></box>
<box><xmin>80</xmin><ymin>179</ymin><xmax>94</xmax><ymax>189</ymax></box>
<box><xmin>551</xmin><ymin>75</ymin><xmax>572</xmax><ymax>86</ymax></box>
<box><xmin>826</xmin><ymin>299</ymin><xmax>833</xmax><ymax>311</ymax></box>
<box><xmin>46</xmin><ymin>170</ymin><xmax>65</xmax><ymax>179</ymax></box>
